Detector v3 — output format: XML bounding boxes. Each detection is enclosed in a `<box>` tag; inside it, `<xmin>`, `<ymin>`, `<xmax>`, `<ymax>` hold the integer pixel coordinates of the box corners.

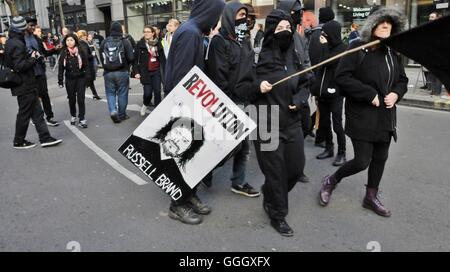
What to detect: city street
<box><xmin>0</xmin><ymin>70</ymin><xmax>449</xmax><ymax>252</ymax></box>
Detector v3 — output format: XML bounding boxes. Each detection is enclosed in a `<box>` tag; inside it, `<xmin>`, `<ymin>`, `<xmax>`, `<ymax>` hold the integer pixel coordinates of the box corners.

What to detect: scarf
<box><xmin>146</xmin><ymin>38</ymin><xmax>159</xmax><ymax>57</ymax></box>
<box><xmin>64</xmin><ymin>46</ymin><xmax>82</xmax><ymax>69</ymax></box>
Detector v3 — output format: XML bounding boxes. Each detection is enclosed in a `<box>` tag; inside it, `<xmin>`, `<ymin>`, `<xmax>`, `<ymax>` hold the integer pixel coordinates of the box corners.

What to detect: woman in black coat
<box><xmin>58</xmin><ymin>33</ymin><xmax>90</xmax><ymax>128</ymax></box>
<box><xmin>133</xmin><ymin>25</ymin><xmax>166</xmax><ymax>115</ymax></box>
<box><xmin>77</xmin><ymin>30</ymin><xmax>101</xmax><ymax>100</ymax></box>
<box><xmin>319</xmin><ymin>8</ymin><xmax>408</xmax><ymax>217</ymax></box>
<box><xmin>236</xmin><ymin>9</ymin><xmax>308</xmax><ymax>237</ymax></box>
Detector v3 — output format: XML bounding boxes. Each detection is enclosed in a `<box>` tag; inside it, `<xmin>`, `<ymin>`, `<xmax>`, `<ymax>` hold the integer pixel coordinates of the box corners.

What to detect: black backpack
<box><xmin>102</xmin><ymin>37</ymin><xmax>125</xmax><ymax>70</ymax></box>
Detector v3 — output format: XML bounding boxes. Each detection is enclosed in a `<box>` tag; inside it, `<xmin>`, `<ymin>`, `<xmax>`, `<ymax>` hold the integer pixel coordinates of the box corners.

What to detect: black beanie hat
<box><xmin>319</xmin><ymin>7</ymin><xmax>335</xmax><ymax>24</ymax></box>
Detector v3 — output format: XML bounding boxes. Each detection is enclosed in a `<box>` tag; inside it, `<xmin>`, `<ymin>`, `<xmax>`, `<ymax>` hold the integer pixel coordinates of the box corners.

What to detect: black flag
<box><xmin>383</xmin><ymin>15</ymin><xmax>450</xmax><ymax>90</ymax></box>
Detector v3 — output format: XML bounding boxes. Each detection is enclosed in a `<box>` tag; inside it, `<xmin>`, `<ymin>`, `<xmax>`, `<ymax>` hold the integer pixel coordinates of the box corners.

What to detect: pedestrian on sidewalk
<box><xmin>134</xmin><ymin>25</ymin><xmax>165</xmax><ymax>115</ymax></box>
<box><xmin>424</xmin><ymin>11</ymin><xmax>443</xmax><ymax>96</ymax></box>
<box><xmin>25</xmin><ymin>17</ymin><xmax>60</xmax><ymax>127</ymax></box>
<box><xmin>311</xmin><ymin>20</ymin><xmax>347</xmax><ymax>166</ymax></box>
<box><xmin>99</xmin><ymin>22</ymin><xmax>134</xmax><ymax>123</ymax></box>
<box><xmin>319</xmin><ymin>8</ymin><xmax>408</xmax><ymax>217</ymax></box>
<box><xmin>77</xmin><ymin>30</ymin><xmax>101</xmax><ymax>100</ymax></box>
<box><xmin>58</xmin><ymin>33</ymin><xmax>90</xmax><ymax>129</ymax></box>
<box><xmin>5</xmin><ymin>16</ymin><xmax>62</xmax><ymax>149</ymax></box>
<box><xmin>164</xmin><ymin>0</ymin><xmax>225</xmax><ymax>225</ymax></box>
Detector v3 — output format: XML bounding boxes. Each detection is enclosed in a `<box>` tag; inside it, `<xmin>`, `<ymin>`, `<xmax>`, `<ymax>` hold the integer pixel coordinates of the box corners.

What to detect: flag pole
<box><xmin>272</xmin><ymin>39</ymin><xmax>381</xmax><ymax>87</ymax></box>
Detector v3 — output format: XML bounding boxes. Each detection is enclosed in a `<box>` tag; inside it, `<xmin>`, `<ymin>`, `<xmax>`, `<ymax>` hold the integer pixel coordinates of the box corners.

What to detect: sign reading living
<box><xmin>119</xmin><ymin>66</ymin><xmax>257</xmax><ymax>201</ymax></box>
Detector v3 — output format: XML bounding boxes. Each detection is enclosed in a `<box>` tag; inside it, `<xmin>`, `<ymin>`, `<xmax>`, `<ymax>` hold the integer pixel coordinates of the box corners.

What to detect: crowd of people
<box><xmin>6</xmin><ymin>0</ymin><xmax>445</xmax><ymax>237</ymax></box>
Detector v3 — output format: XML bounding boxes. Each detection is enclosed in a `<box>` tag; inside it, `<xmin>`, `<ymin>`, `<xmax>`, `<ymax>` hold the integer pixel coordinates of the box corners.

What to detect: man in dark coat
<box><xmin>205</xmin><ymin>1</ymin><xmax>260</xmax><ymax>197</ymax></box>
<box><xmin>24</xmin><ymin>17</ymin><xmax>59</xmax><ymax>126</ymax></box>
<box><xmin>5</xmin><ymin>16</ymin><xmax>62</xmax><ymax>149</ymax></box>
<box><xmin>164</xmin><ymin>0</ymin><xmax>225</xmax><ymax>225</ymax></box>
<box><xmin>312</xmin><ymin>20</ymin><xmax>347</xmax><ymax>166</ymax></box>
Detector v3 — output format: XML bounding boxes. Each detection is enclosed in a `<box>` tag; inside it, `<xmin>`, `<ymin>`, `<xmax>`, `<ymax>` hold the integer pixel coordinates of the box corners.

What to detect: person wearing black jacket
<box><xmin>24</xmin><ymin>17</ymin><xmax>59</xmax><ymax>127</ymax></box>
<box><xmin>77</xmin><ymin>30</ymin><xmax>101</xmax><ymax>100</ymax></box>
<box><xmin>206</xmin><ymin>1</ymin><xmax>260</xmax><ymax>197</ymax></box>
<box><xmin>58</xmin><ymin>34</ymin><xmax>90</xmax><ymax>128</ymax></box>
<box><xmin>312</xmin><ymin>20</ymin><xmax>347</xmax><ymax>166</ymax></box>
<box><xmin>99</xmin><ymin>22</ymin><xmax>135</xmax><ymax>123</ymax></box>
<box><xmin>236</xmin><ymin>9</ymin><xmax>308</xmax><ymax>237</ymax></box>
<box><xmin>319</xmin><ymin>8</ymin><xmax>408</xmax><ymax>217</ymax></box>
<box><xmin>134</xmin><ymin>25</ymin><xmax>166</xmax><ymax>114</ymax></box>
<box><xmin>164</xmin><ymin>0</ymin><xmax>225</xmax><ymax>225</ymax></box>
<box><xmin>5</xmin><ymin>16</ymin><xmax>62</xmax><ymax>149</ymax></box>
<box><xmin>277</xmin><ymin>0</ymin><xmax>314</xmax><ymax>183</ymax></box>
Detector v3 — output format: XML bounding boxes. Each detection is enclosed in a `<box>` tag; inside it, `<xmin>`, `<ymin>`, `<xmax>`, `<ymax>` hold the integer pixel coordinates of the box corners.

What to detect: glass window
<box><xmin>16</xmin><ymin>0</ymin><xmax>35</xmax><ymax>14</ymax></box>
<box><xmin>126</xmin><ymin>2</ymin><xmax>145</xmax><ymax>42</ymax></box>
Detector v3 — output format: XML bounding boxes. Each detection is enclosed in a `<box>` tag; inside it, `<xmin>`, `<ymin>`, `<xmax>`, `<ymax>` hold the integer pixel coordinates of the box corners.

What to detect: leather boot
<box><xmin>168</xmin><ymin>204</ymin><xmax>203</xmax><ymax>225</ymax></box>
<box><xmin>333</xmin><ymin>152</ymin><xmax>347</xmax><ymax>166</ymax></box>
<box><xmin>363</xmin><ymin>187</ymin><xmax>391</xmax><ymax>217</ymax></box>
<box><xmin>317</xmin><ymin>146</ymin><xmax>334</xmax><ymax>159</ymax></box>
<box><xmin>270</xmin><ymin>218</ymin><xmax>294</xmax><ymax>237</ymax></box>
<box><xmin>319</xmin><ymin>175</ymin><xmax>338</xmax><ymax>206</ymax></box>
<box><xmin>188</xmin><ymin>194</ymin><xmax>212</xmax><ymax>215</ymax></box>
<box><xmin>298</xmin><ymin>174</ymin><xmax>310</xmax><ymax>183</ymax></box>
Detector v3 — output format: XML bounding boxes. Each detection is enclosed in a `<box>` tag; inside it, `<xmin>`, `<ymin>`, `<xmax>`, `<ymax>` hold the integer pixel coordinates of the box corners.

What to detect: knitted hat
<box><xmin>319</xmin><ymin>7</ymin><xmax>335</xmax><ymax>24</ymax></box>
<box><xmin>9</xmin><ymin>16</ymin><xmax>28</xmax><ymax>33</ymax></box>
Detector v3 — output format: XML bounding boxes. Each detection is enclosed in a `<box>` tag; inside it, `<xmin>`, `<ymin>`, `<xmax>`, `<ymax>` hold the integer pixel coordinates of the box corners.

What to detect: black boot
<box><xmin>168</xmin><ymin>204</ymin><xmax>203</xmax><ymax>225</ymax></box>
<box><xmin>314</xmin><ymin>141</ymin><xmax>326</xmax><ymax>148</ymax></box>
<box><xmin>317</xmin><ymin>146</ymin><xmax>334</xmax><ymax>159</ymax></box>
<box><xmin>188</xmin><ymin>194</ymin><xmax>212</xmax><ymax>215</ymax></box>
<box><xmin>298</xmin><ymin>174</ymin><xmax>310</xmax><ymax>183</ymax></box>
<box><xmin>333</xmin><ymin>152</ymin><xmax>346</xmax><ymax>166</ymax></box>
<box><xmin>270</xmin><ymin>219</ymin><xmax>294</xmax><ymax>237</ymax></box>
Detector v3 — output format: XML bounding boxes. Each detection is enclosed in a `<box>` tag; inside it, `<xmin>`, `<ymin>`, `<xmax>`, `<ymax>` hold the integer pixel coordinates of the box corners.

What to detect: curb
<box><xmin>399</xmin><ymin>96</ymin><xmax>450</xmax><ymax>111</ymax></box>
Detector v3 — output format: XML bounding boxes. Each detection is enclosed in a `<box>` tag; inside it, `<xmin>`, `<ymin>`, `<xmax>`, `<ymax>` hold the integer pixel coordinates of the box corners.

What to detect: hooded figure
<box><xmin>164</xmin><ymin>0</ymin><xmax>225</xmax><ymax>94</ymax></box>
<box><xmin>319</xmin><ymin>8</ymin><xmax>408</xmax><ymax>218</ymax></box>
<box><xmin>306</xmin><ymin>7</ymin><xmax>335</xmax><ymax>66</ymax></box>
<box><xmin>236</xmin><ymin>9</ymin><xmax>308</xmax><ymax>237</ymax></box>
<box><xmin>164</xmin><ymin>0</ymin><xmax>225</xmax><ymax>226</ymax></box>
<box><xmin>311</xmin><ymin>20</ymin><xmax>347</xmax><ymax>166</ymax></box>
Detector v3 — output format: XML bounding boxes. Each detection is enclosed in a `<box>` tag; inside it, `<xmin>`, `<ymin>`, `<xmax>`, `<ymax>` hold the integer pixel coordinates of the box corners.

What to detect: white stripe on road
<box><xmin>63</xmin><ymin>121</ymin><xmax>148</xmax><ymax>186</ymax></box>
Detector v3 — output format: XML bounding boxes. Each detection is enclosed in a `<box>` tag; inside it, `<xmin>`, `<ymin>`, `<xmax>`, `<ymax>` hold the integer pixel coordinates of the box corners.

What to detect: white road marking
<box><xmin>64</xmin><ymin>121</ymin><xmax>148</xmax><ymax>186</ymax></box>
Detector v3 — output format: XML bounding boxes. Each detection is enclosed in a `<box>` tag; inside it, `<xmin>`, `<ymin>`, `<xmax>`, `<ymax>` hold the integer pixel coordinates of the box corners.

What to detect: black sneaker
<box><xmin>13</xmin><ymin>140</ymin><xmax>36</xmax><ymax>150</ymax></box>
<box><xmin>41</xmin><ymin>137</ymin><xmax>63</xmax><ymax>148</ymax></box>
<box><xmin>231</xmin><ymin>183</ymin><xmax>261</xmax><ymax>197</ymax></box>
<box><xmin>110</xmin><ymin>113</ymin><xmax>121</xmax><ymax>123</ymax></box>
<box><xmin>93</xmin><ymin>96</ymin><xmax>102</xmax><ymax>100</ymax></box>
<box><xmin>46</xmin><ymin>118</ymin><xmax>60</xmax><ymax>127</ymax></box>
<box><xmin>120</xmin><ymin>115</ymin><xmax>130</xmax><ymax>121</ymax></box>
<box><xmin>168</xmin><ymin>204</ymin><xmax>203</xmax><ymax>225</ymax></box>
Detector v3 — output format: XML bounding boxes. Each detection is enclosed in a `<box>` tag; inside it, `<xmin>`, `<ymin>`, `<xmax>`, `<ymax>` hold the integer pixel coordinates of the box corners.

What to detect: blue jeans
<box><xmin>231</xmin><ymin>137</ymin><xmax>251</xmax><ymax>187</ymax></box>
<box><xmin>143</xmin><ymin>70</ymin><xmax>162</xmax><ymax>107</ymax></box>
<box><xmin>104</xmin><ymin>71</ymin><xmax>129</xmax><ymax>118</ymax></box>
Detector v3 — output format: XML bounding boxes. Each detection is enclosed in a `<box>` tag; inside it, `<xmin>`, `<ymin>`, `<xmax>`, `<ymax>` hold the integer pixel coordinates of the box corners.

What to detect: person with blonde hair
<box><xmin>77</xmin><ymin>30</ymin><xmax>101</xmax><ymax>100</ymax></box>
<box><xmin>348</xmin><ymin>22</ymin><xmax>360</xmax><ymax>45</ymax></box>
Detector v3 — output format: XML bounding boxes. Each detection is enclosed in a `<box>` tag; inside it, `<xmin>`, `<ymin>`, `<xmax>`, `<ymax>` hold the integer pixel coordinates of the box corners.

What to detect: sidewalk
<box><xmin>402</xmin><ymin>67</ymin><xmax>450</xmax><ymax>111</ymax></box>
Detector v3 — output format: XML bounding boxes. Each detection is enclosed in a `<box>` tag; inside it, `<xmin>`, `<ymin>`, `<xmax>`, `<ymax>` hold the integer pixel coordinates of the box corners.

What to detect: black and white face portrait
<box><xmin>161</xmin><ymin>125</ymin><xmax>194</xmax><ymax>158</ymax></box>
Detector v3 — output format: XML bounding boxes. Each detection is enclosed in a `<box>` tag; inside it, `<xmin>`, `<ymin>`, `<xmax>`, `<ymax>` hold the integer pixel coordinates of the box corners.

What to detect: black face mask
<box><xmin>235</xmin><ymin>18</ymin><xmax>248</xmax><ymax>43</ymax></box>
<box><xmin>274</xmin><ymin>30</ymin><xmax>292</xmax><ymax>51</ymax></box>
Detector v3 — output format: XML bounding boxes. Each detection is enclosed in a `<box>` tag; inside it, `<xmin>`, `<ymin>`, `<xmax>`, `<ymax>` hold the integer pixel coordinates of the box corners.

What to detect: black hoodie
<box><xmin>99</xmin><ymin>21</ymin><xmax>134</xmax><ymax>72</ymax></box>
<box><xmin>236</xmin><ymin>9</ymin><xmax>308</xmax><ymax>134</ymax></box>
<box><xmin>164</xmin><ymin>0</ymin><xmax>225</xmax><ymax>93</ymax></box>
<box><xmin>206</xmin><ymin>1</ymin><xmax>253</xmax><ymax>103</ymax></box>
<box><xmin>311</xmin><ymin>20</ymin><xmax>347</xmax><ymax>99</ymax></box>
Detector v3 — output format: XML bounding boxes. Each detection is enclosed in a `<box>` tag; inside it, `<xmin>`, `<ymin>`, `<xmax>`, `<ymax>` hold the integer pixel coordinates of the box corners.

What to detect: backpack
<box><xmin>102</xmin><ymin>37</ymin><xmax>125</xmax><ymax>70</ymax></box>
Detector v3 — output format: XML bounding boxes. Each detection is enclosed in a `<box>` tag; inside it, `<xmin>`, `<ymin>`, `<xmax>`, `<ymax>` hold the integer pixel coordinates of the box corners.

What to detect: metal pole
<box><xmin>58</xmin><ymin>0</ymin><xmax>65</xmax><ymax>29</ymax></box>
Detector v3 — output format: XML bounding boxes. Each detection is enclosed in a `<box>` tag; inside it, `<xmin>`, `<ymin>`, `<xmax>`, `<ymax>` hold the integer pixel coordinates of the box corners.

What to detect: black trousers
<box><xmin>254</xmin><ymin>128</ymin><xmax>305</xmax><ymax>220</ymax></box>
<box><xmin>318</xmin><ymin>97</ymin><xmax>346</xmax><ymax>153</ymax></box>
<box><xmin>300</xmin><ymin>104</ymin><xmax>311</xmax><ymax>138</ymax></box>
<box><xmin>14</xmin><ymin>92</ymin><xmax>51</xmax><ymax>144</ymax></box>
<box><xmin>87</xmin><ymin>80</ymin><xmax>99</xmax><ymax>97</ymax></box>
<box><xmin>334</xmin><ymin>138</ymin><xmax>391</xmax><ymax>189</ymax></box>
<box><xmin>36</xmin><ymin>75</ymin><xmax>54</xmax><ymax>120</ymax></box>
<box><xmin>66</xmin><ymin>77</ymin><xmax>86</xmax><ymax>120</ymax></box>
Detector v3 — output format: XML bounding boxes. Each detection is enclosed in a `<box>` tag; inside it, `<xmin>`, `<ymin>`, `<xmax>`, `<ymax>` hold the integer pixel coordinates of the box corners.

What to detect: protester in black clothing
<box><xmin>311</xmin><ymin>20</ymin><xmax>347</xmax><ymax>166</ymax></box>
<box><xmin>134</xmin><ymin>25</ymin><xmax>166</xmax><ymax>113</ymax></box>
<box><xmin>24</xmin><ymin>17</ymin><xmax>60</xmax><ymax>127</ymax></box>
<box><xmin>164</xmin><ymin>0</ymin><xmax>225</xmax><ymax>225</ymax></box>
<box><xmin>58</xmin><ymin>34</ymin><xmax>90</xmax><ymax>128</ymax></box>
<box><xmin>205</xmin><ymin>1</ymin><xmax>260</xmax><ymax>197</ymax></box>
<box><xmin>77</xmin><ymin>30</ymin><xmax>101</xmax><ymax>100</ymax></box>
<box><xmin>254</xmin><ymin>24</ymin><xmax>264</xmax><ymax>48</ymax></box>
<box><xmin>319</xmin><ymin>8</ymin><xmax>408</xmax><ymax>217</ymax></box>
<box><xmin>236</xmin><ymin>9</ymin><xmax>309</xmax><ymax>237</ymax></box>
<box><xmin>278</xmin><ymin>0</ymin><xmax>314</xmax><ymax>183</ymax></box>
<box><xmin>5</xmin><ymin>16</ymin><xmax>62</xmax><ymax>149</ymax></box>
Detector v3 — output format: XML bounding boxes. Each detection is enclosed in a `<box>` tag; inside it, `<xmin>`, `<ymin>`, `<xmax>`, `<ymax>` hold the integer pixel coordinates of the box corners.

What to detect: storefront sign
<box><xmin>352</xmin><ymin>7</ymin><xmax>372</xmax><ymax>20</ymax></box>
